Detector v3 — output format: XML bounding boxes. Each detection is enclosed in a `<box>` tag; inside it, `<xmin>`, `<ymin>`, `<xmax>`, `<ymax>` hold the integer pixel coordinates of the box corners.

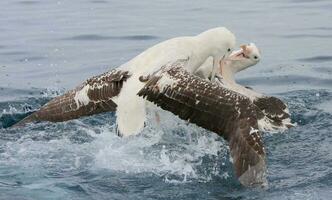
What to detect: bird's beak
<box><xmin>219</xmin><ymin>54</ymin><xmax>226</xmax><ymax>66</ymax></box>
<box><xmin>218</xmin><ymin>59</ymin><xmax>224</xmax><ymax>75</ymax></box>
<box><xmin>227</xmin><ymin>44</ymin><xmax>250</xmax><ymax>62</ymax></box>
<box><xmin>240</xmin><ymin>44</ymin><xmax>250</xmax><ymax>59</ymax></box>
<box><xmin>218</xmin><ymin>54</ymin><xmax>227</xmax><ymax>76</ymax></box>
<box><xmin>211</xmin><ymin>54</ymin><xmax>226</xmax><ymax>82</ymax></box>
<box><xmin>240</xmin><ymin>44</ymin><xmax>247</xmax><ymax>51</ymax></box>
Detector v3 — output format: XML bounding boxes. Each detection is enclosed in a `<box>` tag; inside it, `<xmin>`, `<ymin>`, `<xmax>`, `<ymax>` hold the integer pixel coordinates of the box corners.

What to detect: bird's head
<box><xmin>219</xmin><ymin>43</ymin><xmax>261</xmax><ymax>75</ymax></box>
<box><xmin>197</xmin><ymin>27</ymin><xmax>236</xmax><ymax>65</ymax></box>
<box><xmin>228</xmin><ymin>43</ymin><xmax>261</xmax><ymax>73</ymax></box>
<box><xmin>217</xmin><ymin>43</ymin><xmax>261</xmax><ymax>83</ymax></box>
<box><xmin>211</xmin><ymin>27</ymin><xmax>236</xmax><ymax>64</ymax></box>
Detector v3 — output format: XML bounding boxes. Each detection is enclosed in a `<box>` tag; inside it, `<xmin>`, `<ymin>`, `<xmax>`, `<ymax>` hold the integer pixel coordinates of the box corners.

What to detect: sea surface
<box><xmin>0</xmin><ymin>0</ymin><xmax>332</xmax><ymax>199</ymax></box>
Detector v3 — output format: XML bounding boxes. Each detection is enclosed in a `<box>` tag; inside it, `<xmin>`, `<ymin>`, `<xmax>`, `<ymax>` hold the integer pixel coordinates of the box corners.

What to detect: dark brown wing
<box><xmin>137</xmin><ymin>60</ymin><xmax>267</xmax><ymax>187</ymax></box>
<box><xmin>13</xmin><ymin>69</ymin><xmax>131</xmax><ymax>127</ymax></box>
<box><xmin>254</xmin><ymin>96</ymin><xmax>293</xmax><ymax>128</ymax></box>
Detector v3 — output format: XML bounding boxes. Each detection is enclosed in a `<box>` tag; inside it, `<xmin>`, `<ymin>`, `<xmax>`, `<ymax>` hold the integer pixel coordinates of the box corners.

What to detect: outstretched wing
<box><xmin>137</xmin><ymin>60</ymin><xmax>267</xmax><ymax>187</ymax></box>
<box><xmin>13</xmin><ymin>69</ymin><xmax>131</xmax><ymax>127</ymax></box>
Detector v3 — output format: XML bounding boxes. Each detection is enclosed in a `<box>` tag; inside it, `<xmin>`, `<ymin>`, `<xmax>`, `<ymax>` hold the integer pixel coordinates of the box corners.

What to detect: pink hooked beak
<box><xmin>240</xmin><ymin>45</ymin><xmax>251</xmax><ymax>59</ymax></box>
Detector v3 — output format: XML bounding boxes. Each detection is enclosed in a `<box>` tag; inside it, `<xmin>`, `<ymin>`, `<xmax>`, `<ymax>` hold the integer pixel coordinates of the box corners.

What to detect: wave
<box><xmin>63</xmin><ymin>34</ymin><xmax>159</xmax><ymax>41</ymax></box>
<box><xmin>297</xmin><ymin>56</ymin><xmax>332</xmax><ymax>63</ymax></box>
<box><xmin>0</xmin><ymin>89</ymin><xmax>331</xmax><ymax>187</ymax></box>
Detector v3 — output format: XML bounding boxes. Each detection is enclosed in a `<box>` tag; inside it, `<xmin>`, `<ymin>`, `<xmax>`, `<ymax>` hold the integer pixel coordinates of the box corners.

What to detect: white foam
<box><xmin>0</xmin><ymin>112</ymin><xmax>230</xmax><ymax>183</ymax></box>
<box><xmin>93</xmin><ymin>112</ymin><xmax>228</xmax><ymax>182</ymax></box>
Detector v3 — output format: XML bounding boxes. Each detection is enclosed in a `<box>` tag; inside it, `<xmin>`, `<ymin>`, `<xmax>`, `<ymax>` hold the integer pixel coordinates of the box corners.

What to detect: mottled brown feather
<box><xmin>253</xmin><ymin>96</ymin><xmax>290</xmax><ymax>127</ymax></box>
<box><xmin>13</xmin><ymin>69</ymin><xmax>131</xmax><ymax>127</ymax></box>
<box><xmin>137</xmin><ymin>60</ymin><xmax>267</xmax><ymax>187</ymax></box>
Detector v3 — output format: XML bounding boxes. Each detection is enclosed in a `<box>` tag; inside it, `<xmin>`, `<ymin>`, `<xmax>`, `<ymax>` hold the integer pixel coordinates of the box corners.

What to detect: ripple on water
<box><xmin>0</xmin><ymin>51</ymin><xmax>28</xmax><ymax>56</ymax></box>
<box><xmin>312</xmin><ymin>66</ymin><xmax>332</xmax><ymax>74</ymax></box>
<box><xmin>239</xmin><ymin>75</ymin><xmax>332</xmax><ymax>88</ymax></box>
<box><xmin>297</xmin><ymin>56</ymin><xmax>332</xmax><ymax>63</ymax></box>
<box><xmin>281</xmin><ymin>34</ymin><xmax>332</xmax><ymax>39</ymax></box>
<box><xmin>290</xmin><ymin>0</ymin><xmax>327</xmax><ymax>2</ymax></box>
<box><xmin>90</xmin><ymin>0</ymin><xmax>109</xmax><ymax>3</ymax></box>
<box><xmin>15</xmin><ymin>56</ymin><xmax>46</xmax><ymax>62</ymax></box>
<box><xmin>63</xmin><ymin>34</ymin><xmax>159</xmax><ymax>41</ymax></box>
<box><xmin>17</xmin><ymin>1</ymin><xmax>40</xmax><ymax>5</ymax></box>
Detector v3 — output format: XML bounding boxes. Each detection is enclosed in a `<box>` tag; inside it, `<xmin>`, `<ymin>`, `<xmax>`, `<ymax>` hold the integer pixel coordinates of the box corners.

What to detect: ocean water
<box><xmin>0</xmin><ymin>0</ymin><xmax>331</xmax><ymax>199</ymax></box>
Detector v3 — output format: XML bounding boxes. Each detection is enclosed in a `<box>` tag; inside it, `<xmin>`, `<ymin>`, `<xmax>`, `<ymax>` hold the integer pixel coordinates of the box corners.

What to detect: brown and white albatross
<box><xmin>195</xmin><ymin>43</ymin><xmax>293</xmax><ymax>131</ymax></box>
<box><xmin>12</xmin><ymin>28</ymin><xmax>293</xmax><ymax>187</ymax></box>
<box><xmin>14</xmin><ymin>27</ymin><xmax>236</xmax><ymax>134</ymax></box>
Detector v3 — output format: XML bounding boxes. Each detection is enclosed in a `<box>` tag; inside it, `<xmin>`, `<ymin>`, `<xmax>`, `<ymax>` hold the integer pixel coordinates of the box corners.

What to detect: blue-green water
<box><xmin>0</xmin><ymin>0</ymin><xmax>331</xmax><ymax>199</ymax></box>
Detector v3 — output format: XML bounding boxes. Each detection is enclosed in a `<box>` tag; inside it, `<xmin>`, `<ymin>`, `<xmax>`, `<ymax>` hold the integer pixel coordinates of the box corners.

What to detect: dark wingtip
<box><xmin>9</xmin><ymin>113</ymin><xmax>36</xmax><ymax>128</ymax></box>
<box><xmin>228</xmin><ymin>118</ymin><xmax>268</xmax><ymax>187</ymax></box>
<box><xmin>237</xmin><ymin>159</ymin><xmax>268</xmax><ymax>188</ymax></box>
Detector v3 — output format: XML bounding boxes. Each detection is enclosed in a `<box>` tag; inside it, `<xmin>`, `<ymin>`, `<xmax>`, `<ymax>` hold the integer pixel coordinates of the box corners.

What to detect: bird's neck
<box><xmin>221</xmin><ymin>61</ymin><xmax>263</xmax><ymax>100</ymax></box>
<box><xmin>221</xmin><ymin>61</ymin><xmax>237</xmax><ymax>84</ymax></box>
<box><xmin>221</xmin><ymin>59</ymin><xmax>250</xmax><ymax>84</ymax></box>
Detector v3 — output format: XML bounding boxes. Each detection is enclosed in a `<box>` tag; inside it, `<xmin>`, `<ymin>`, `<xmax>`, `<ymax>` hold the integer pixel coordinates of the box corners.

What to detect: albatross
<box><xmin>13</xmin><ymin>28</ymin><xmax>293</xmax><ymax>187</ymax></box>
<box><xmin>14</xmin><ymin>27</ymin><xmax>236</xmax><ymax>134</ymax></box>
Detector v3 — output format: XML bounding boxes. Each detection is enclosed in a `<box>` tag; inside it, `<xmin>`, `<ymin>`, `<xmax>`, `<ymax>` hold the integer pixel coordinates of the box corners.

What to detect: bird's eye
<box><xmin>254</xmin><ymin>56</ymin><xmax>258</xmax><ymax>59</ymax></box>
<box><xmin>228</xmin><ymin>48</ymin><xmax>231</xmax><ymax>52</ymax></box>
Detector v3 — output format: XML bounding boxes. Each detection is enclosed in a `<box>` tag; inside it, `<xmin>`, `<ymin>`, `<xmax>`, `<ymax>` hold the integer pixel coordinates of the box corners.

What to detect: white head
<box><xmin>219</xmin><ymin>43</ymin><xmax>261</xmax><ymax>83</ymax></box>
<box><xmin>196</xmin><ymin>27</ymin><xmax>236</xmax><ymax>73</ymax></box>
<box><xmin>227</xmin><ymin>43</ymin><xmax>261</xmax><ymax>72</ymax></box>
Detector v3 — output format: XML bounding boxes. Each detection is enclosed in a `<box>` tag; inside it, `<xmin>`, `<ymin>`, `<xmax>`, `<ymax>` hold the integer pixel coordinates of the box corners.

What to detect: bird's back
<box><xmin>120</xmin><ymin>36</ymin><xmax>195</xmax><ymax>75</ymax></box>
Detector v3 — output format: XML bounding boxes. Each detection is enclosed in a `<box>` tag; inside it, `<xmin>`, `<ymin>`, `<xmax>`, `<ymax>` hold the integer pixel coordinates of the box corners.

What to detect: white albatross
<box><xmin>12</xmin><ymin>28</ymin><xmax>293</xmax><ymax>187</ymax></box>
<box><xmin>14</xmin><ymin>27</ymin><xmax>236</xmax><ymax>135</ymax></box>
<box><xmin>114</xmin><ymin>27</ymin><xmax>235</xmax><ymax>136</ymax></box>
